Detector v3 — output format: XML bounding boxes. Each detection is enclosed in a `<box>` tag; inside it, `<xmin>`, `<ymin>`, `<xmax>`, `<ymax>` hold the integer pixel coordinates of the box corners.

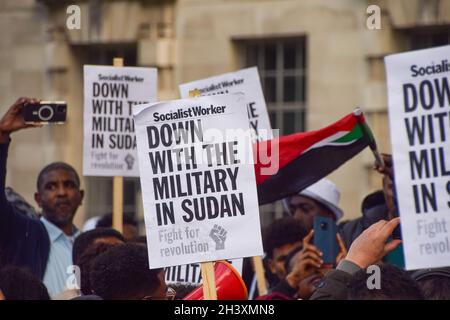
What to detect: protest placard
<box><xmin>179</xmin><ymin>67</ymin><xmax>273</xmax><ymax>143</ymax></box>
<box><xmin>133</xmin><ymin>93</ymin><xmax>263</xmax><ymax>269</ymax></box>
<box><xmin>385</xmin><ymin>45</ymin><xmax>450</xmax><ymax>270</ymax></box>
<box><xmin>165</xmin><ymin>259</ymin><xmax>243</xmax><ymax>285</ymax></box>
<box><xmin>83</xmin><ymin>65</ymin><xmax>157</xmax><ymax>177</ymax></box>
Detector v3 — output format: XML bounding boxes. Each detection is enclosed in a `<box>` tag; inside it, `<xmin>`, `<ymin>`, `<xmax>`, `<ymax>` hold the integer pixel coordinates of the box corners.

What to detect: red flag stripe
<box><xmin>254</xmin><ymin>113</ymin><xmax>359</xmax><ymax>185</ymax></box>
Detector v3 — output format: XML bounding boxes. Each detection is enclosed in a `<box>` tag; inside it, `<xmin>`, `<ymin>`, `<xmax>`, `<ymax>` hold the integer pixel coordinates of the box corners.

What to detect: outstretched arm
<box><xmin>310</xmin><ymin>218</ymin><xmax>401</xmax><ymax>300</ymax></box>
<box><xmin>0</xmin><ymin>97</ymin><xmax>41</xmax><ymax>143</ymax></box>
<box><xmin>0</xmin><ymin>98</ymin><xmax>41</xmax><ymax>240</ymax></box>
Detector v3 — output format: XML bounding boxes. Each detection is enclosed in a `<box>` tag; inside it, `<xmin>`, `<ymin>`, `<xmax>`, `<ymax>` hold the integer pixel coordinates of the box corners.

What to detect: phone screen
<box><xmin>391</xmin><ymin>181</ymin><xmax>402</xmax><ymax>240</ymax></box>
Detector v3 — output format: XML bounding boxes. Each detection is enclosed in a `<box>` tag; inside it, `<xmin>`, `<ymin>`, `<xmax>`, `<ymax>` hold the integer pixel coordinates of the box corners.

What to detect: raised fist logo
<box><xmin>209</xmin><ymin>224</ymin><xmax>227</xmax><ymax>250</ymax></box>
<box><xmin>124</xmin><ymin>154</ymin><xmax>135</xmax><ymax>170</ymax></box>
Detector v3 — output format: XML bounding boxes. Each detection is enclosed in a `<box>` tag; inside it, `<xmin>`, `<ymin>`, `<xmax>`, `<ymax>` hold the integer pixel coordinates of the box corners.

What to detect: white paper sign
<box><xmin>165</xmin><ymin>259</ymin><xmax>243</xmax><ymax>285</ymax></box>
<box><xmin>133</xmin><ymin>93</ymin><xmax>263</xmax><ymax>268</ymax></box>
<box><xmin>179</xmin><ymin>67</ymin><xmax>273</xmax><ymax>142</ymax></box>
<box><xmin>83</xmin><ymin>65</ymin><xmax>157</xmax><ymax>177</ymax></box>
<box><xmin>385</xmin><ymin>45</ymin><xmax>450</xmax><ymax>270</ymax></box>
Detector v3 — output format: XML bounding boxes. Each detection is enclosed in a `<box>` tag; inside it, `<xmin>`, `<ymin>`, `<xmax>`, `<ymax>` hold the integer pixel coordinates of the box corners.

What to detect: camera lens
<box><xmin>38</xmin><ymin>105</ymin><xmax>54</xmax><ymax>121</ymax></box>
<box><xmin>320</xmin><ymin>222</ymin><xmax>328</xmax><ymax>230</ymax></box>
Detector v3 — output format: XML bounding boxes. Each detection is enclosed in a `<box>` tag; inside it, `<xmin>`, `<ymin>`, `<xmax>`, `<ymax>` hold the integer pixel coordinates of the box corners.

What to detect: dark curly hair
<box><xmin>89</xmin><ymin>243</ymin><xmax>163</xmax><ymax>300</ymax></box>
<box><xmin>72</xmin><ymin>227</ymin><xmax>125</xmax><ymax>265</ymax></box>
<box><xmin>263</xmin><ymin>217</ymin><xmax>308</xmax><ymax>259</ymax></box>
<box><xmin>347</xmin><ymin>263</ymin><xmax>424</xmax><ymax>300</ymax></box>
<box><xmin>0</xmin><ymin>266</ymin><xmax>50</xmax><ymax>300</ymax></box>
<box><xmin>77</xmin><ymin>241</ymin><xmax>122</xmax><ymax>295</ymax></box>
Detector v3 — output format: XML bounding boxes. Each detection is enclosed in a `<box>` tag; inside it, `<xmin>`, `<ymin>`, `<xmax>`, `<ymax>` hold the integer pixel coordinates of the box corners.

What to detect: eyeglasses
<box><xmin>142</xmin><ymin>287</ymin><xmax>176</xmax><ymax>300</ymax></box>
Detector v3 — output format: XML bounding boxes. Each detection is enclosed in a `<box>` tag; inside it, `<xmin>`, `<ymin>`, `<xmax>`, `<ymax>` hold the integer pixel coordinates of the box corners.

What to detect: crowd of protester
<box><xmin>0</xmin><ymin>97</ymin><xmax>449</xmax><ymax>300</ymax></box>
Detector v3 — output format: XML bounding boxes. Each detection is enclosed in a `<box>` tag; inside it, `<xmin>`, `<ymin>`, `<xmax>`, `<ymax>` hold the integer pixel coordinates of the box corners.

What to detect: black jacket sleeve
<box><xmin>309</xmin><ymin>260</ymin><xmax>361</xmax><ymax>300</ymax></box>
<box><xmin>0</xmin><ymin>141</ymin><xmax>17</xmax><ymax>244</ymax></box>
<box><xmin>0</xmin><ymin>141</ymin><xmax>50</xmax><ymax>279</ymax></box>
<box><xmin>309</xmin><ymin>269</ymin><xmax>352</xmax><ymax>300</ymax></box>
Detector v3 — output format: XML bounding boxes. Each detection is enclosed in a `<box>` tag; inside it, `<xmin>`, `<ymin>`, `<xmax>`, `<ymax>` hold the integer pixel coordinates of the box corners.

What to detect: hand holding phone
<box><xmin>313</xmin><ymin>216</ymin><xmax>339</xmax><ymax>265</ymax></box>
<box><xmin>285</xmin><ymin>230</ymin><xmax>323</xmax><ymax>288</ymax></box>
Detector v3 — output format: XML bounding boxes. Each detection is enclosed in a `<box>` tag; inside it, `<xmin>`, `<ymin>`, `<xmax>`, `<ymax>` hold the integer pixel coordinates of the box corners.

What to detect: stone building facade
<box><xmin>1</xmin><ymin>0</ymin><xmax>449</xmax><ymax>228</ymax></box>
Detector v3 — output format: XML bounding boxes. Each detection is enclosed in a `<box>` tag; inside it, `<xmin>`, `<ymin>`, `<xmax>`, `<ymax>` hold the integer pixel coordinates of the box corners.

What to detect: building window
<box><xmin>235</xmin><ymin>37</ymin><xmax>307</xmax><ymax>226</ymax></box>
<box><xmin>410</xmin><ymin>28</ymin><xmax>450</xmax><ymax>50</ymax></box>
<box><xmin>239</xmin><ymin>37</ymin><xmax>307</xmax><ymax>135</ymax></box>
<box><xmin>86</xmin><ymin>44</ymin><xmax>138</xmax><ymax>66</ymax></box>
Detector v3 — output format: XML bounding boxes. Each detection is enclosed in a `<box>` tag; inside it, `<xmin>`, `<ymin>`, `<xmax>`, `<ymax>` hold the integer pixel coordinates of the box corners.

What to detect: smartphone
<box><xmin>391</xmin><ymin>180</ymin><xmax>402</xmax><ymax>240</ymax></box>
<box><xmin>22</xmin><ymin>101</ymin><xmax>67</xmax><ymax>124</ymax></box>
<box><xmin>313</xmin><ymin>216</ymin><xmax>339</xmax><ymax>265</ymax></box>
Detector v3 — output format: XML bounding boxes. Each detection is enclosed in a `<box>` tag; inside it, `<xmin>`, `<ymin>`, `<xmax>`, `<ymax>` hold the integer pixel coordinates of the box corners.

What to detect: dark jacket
<box><xmin>0</xmin><ymin>142</ymin><xmax>50</xmax><ymax>279</ymax></box>
<box><xmin>309</xmin><ymin>269</ymin><xmax>352</xmax><ymax>300</ymax></box>
<box><xmin>338</xmin><ymin>203</ymin><xmax>388</xmax><ymax>249</ymax></box>
<box><xmin>310</xmin><ymin>260</ymin><xmax>361</xmax><ymax>300</ymax></box>
<box><xmin>269</xmin><ymin>278</ymin><xmax>298</xmax><ymax>298</ymax></box>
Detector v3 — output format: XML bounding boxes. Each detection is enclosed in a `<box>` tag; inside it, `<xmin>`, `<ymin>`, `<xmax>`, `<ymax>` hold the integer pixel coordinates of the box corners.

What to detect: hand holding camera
<box><xmin>22</xmin><ymin>101</ymin><xmax>67</xmax><ymax>124</ymax></box>
<box><xmin>0</xmin><ymin>98</ymin><xmax>66</xmax><ymax>143</ymax></box>
<box><xmin>0</xmin><ymin>98</ymin><xmax>38</xmax><ymax>143</ymax></box>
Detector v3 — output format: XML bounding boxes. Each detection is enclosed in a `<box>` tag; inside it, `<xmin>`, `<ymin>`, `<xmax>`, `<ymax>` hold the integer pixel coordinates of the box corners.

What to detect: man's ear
<box><xmin>267</xmin><ymin>258</ymin><xmax>276</xmax><ymax>274</ymax></box>
<box><xmin>79</xmin><ymin>189</ymin><xmax>85</xmax><ymax>205</ymax></box>
<box><xmin>34</xmin><ymin>192</ymin><xmax>42</xmax><ymax>208</ymax></box>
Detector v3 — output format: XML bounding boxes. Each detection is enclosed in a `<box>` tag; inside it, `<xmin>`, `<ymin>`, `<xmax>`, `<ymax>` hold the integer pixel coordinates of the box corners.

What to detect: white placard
<box><xmin>179</xmin><ymin>67</ymin><xmax>273</xmax><ymax>142</ymax></box>
<box><xmin>165</xmin><ymin>259</ymin><xmax>243</xmax><ymax>286</ymax></box>
<box><xmin>83</xmin><ymin>65</ymin><xmax>157</xmax><ymax>177</ymax></box>
<box><xmin>133</xmin><ymin>93</ymin><xmax>263</xmax><ymax>268</ymax></box>
<box><xmin>385</xmin><ymin>45</ymin><xmax>450</xmax><ymax>270</ymax></box>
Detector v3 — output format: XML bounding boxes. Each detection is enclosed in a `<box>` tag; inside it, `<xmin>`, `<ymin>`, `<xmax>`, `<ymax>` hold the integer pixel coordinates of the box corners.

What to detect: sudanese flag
<box><xmin>255</xmin><ymin>109</ymin><xmax>375</xmax><ymax>205</ymax></box>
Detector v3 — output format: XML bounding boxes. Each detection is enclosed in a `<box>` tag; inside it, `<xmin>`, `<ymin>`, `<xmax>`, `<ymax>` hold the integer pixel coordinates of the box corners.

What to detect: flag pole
<box><xmin>353</xmin><ymin>107</ymin><xmax>384</xmax><ymax>168</ymax></box>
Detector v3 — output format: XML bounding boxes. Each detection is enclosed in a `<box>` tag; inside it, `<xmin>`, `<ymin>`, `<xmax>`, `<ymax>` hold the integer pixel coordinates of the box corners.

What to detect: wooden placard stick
<box><xmin>253</xmin><ymin>256</ymin><xmax>268</xmax><ymax>296</ymax></box>
<box><xmin>188</xmin><ymin>89</ymin><xmax>218</xmax><ymax>300</ymax></box>
<box><xmin>112</xmin><ymin>57</ymin><xmax>124</xmax><ymax>234</ymax></box>
<box><xmin>189</xmin><ymin>83</ymin><xmax>268</xmax><ymax>297</ymax></box>
<box><xmin>201</xmin><ymin>262</ymin><xmax>218</xmax><ymax>300</ymax></box>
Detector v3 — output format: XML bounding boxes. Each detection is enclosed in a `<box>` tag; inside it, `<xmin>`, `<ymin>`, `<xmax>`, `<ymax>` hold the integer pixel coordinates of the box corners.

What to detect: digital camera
<box><xmin>23</xmin><ymin>101</ymin><xmax>67</xmax><ymax>124</ymax></box>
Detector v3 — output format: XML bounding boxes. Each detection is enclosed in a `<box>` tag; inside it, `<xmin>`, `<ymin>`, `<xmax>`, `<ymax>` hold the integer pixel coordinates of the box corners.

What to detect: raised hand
<box><xmin>286</xmin><ymin>230</ymin><xmax>323</xmax><ymax>288</ymax></box>
<box><xmin>374</xmin><ymin>153</ymin><xmax>394</xmax><ymax>179</ymax></box>
<box><xmin>374</xmin><ymin>153</ymin><xmax>397</xmax><ymax>219</ymax></box>
<box><xmin>335</xmin><ymin>233</ymin><xmax>347</xmax><ymax>265</ymax></box>
<box><xmin>0</xmin><ymin>98</ymin><xmax>41</xmax><ymax>143</ymax></box>
<box><xmin>345</xmin><ymin>218</ymin><xmax>402</xmax><ymax>269</ymax></box>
